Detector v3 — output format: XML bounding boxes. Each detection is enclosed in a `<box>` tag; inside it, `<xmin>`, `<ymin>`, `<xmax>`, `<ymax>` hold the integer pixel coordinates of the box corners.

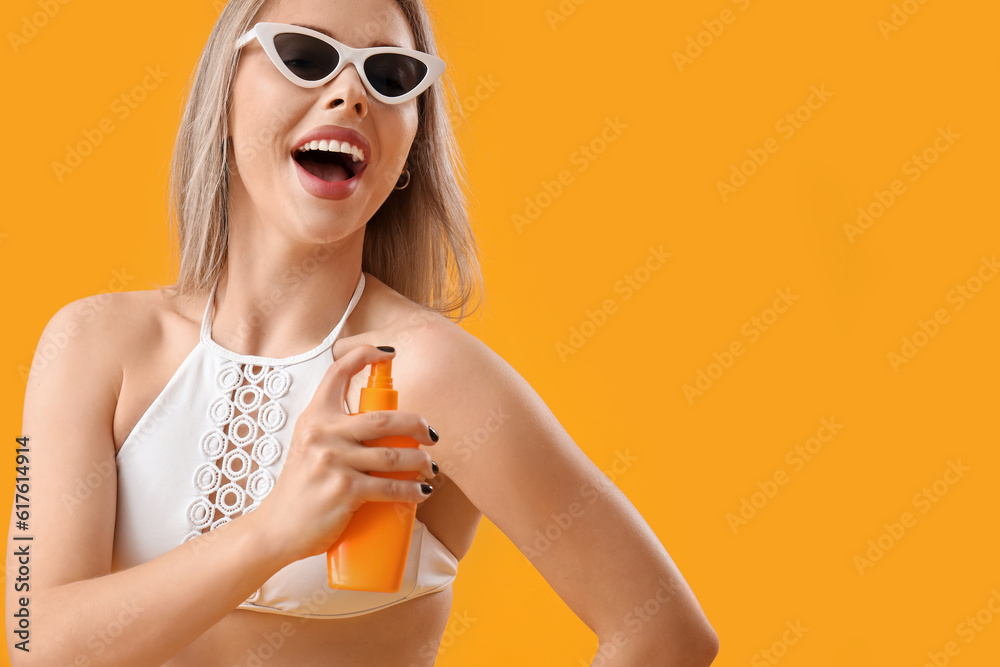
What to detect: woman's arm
<box><xmin>411</xmin><ymin>325</ymin><xmax>720</xmax><ymax>666</ymax></box>
<box><xmin>4</xmin><ymin>296</ymin><xmax>437</xmax><ymax>666</ymax></box>
<box><xmin>3</xmin><ymin>295</ymin><xmax>289</xmax><ymax>666</ymax></box>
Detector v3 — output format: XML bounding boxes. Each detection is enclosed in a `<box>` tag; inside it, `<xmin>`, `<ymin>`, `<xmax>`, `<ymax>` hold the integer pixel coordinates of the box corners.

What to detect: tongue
<box><xmin>301</xmin><ymin>159</ymin><xmax>351</xmax><ymax>183</ymax></box>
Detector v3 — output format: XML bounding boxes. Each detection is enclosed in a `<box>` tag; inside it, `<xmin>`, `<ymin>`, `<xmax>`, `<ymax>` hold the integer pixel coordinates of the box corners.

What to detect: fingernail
<box><xmin>431</xmin><ymin>460</ymin><xmax>439</xmax><ymax>475</ymax></box>
<box><xmin>421</xmin><ymin>483</ymin><xmax>434</xmax><ymax>495</ymax></box>
<box><xmin>377</xmin><ymin>345</ymin><xmax>395</xmax><ymax>353</ymax></box>
<box><xmin>428</xmin><ymin>425</ymin><xmax>439</xmax><ymax>442</ymax></box>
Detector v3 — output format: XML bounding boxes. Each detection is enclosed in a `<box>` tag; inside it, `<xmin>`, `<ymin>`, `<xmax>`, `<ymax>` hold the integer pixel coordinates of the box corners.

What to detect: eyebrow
<box><xmin>292</xmin><ymin>23</ymin><xmax>401</xmax><ymax>48</ymax></box>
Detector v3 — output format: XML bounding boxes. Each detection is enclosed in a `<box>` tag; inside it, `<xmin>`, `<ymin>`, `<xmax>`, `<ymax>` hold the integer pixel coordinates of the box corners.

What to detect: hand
<box><xmin>250</xmin><ymin>345</ymin><xmax>438</xmax><ymax>565</ymax></box>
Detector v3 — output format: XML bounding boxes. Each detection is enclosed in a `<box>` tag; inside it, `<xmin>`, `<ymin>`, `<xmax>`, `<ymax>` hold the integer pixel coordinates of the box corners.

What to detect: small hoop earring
<box><xmin>394</xmin><ymin>167</ymin><xmax>411</xmax><ymax>190</ymax></box>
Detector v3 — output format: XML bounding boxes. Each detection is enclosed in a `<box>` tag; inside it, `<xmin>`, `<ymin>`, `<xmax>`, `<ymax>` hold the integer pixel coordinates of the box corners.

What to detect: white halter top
<box><xmin>111</xmin><ymin>272</ymin><xmax>459</xmax><ymax>617</ymax></box>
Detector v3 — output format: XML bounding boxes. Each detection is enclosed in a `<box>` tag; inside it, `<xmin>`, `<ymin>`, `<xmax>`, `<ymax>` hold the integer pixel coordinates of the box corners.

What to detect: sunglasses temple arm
<box><xmin>235</xmin><ymin>30</ymin><xmax>256</xmax><ymax>49</ymax></box>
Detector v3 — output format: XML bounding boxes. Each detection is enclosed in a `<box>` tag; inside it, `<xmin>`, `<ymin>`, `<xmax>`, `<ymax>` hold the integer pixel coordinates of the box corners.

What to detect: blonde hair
<box><xmin>164</xmin><ymin>0</ymin><xmax>484</xmax><ymax>322</ymax></box>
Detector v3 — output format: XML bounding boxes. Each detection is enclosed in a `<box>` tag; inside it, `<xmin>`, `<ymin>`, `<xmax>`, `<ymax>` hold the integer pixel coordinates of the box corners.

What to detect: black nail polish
<box><xmin>421</xmin><ymin>483</ymin><xmax>434</xmax><ymax>495</ymax></box>
<box><xmin>431</xmin><ymin>460</ymin><xmax>439</xmax><ymax>475</ymax></box>
<box><xmin>428</xmin><ymin>425</ymin><xmax>439</xmax><ymax>442</ymax></box>
<box><xmin>377</xmin><ymin>345</ymin><xmax>395</xmax><ymax>353</ymax></box>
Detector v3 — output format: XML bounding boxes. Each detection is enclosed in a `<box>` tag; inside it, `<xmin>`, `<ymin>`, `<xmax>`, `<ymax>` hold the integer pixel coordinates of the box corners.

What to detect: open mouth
<box><xmin>293</xmin><ymin>149</ymin><xmax>364</xmax><ymax>183</ymax></box>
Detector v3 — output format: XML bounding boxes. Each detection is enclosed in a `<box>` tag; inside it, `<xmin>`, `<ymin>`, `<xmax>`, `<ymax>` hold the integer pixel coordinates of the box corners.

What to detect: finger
<box><xmin>352</xmin><ymin>473</ymin><xmax>435</xmax><ymax>505</ymax></box>
<box><xmin>348</xmin><ymin>444</ymin><xmax>437</xmax><ymax>480</ymax></box>
<box><xmin>348</xmin><ymin>410</ymin><xmax>438</xmax><ymax>449</ymax></box>
<box><xmin>310</xmin><ymin>344</ymin><xmax>396</xmax><ymax>415</ymax></box>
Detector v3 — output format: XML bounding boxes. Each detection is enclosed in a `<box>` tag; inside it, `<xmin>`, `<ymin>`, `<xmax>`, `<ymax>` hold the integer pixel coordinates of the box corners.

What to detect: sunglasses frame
<box><xmin>235</xmin><ymin>22</ymin><xmax>446</xmax><ymax>105</ymax></box>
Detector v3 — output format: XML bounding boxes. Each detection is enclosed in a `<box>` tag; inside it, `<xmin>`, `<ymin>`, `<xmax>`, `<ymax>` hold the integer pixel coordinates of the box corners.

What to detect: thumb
<box><xmin>308</xmin><ymin>344</ymin><xmax>396</xmax><ymax>415</ymax></box>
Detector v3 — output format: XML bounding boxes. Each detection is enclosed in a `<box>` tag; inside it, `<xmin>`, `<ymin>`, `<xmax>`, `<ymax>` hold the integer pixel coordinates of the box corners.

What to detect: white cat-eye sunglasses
<box><xmin>236</xmin><ymin>22</ymin><xmax>446</xmax><ymax>104</ymax></box>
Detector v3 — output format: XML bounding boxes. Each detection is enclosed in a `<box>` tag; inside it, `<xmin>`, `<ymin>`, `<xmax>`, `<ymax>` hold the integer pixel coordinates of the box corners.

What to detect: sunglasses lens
<box><xmin>273</xmin><ymin>33</ymin><xmax>339</xmax><ymax>81</ymax></box>
<box><xmin>364</xmin><ymin>54</ymin><xmax>428</xmax><ymax>98</ymax></box>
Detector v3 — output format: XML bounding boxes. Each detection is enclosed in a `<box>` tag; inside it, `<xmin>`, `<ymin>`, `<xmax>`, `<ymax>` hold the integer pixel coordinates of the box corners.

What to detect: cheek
<box><xmin>400</xmin><ymin>104</ymin><xmax>419</xmax><ymax>145</ymax></box>
<box><xmin>229</xmin><ymin>73</ymin><xmax>302</xmax><ymax>167</ymax></box>
<box><xmin>379</xmin><ymin>105</ymin><xmax>420</xmax><ymax>164</ymax></box>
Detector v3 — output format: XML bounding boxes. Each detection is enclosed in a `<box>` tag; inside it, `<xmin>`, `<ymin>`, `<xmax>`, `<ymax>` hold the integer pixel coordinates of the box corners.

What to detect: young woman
<box><xmin>6</xmin><ymin>0</ymin><xmax>719</xmax><ymax>664</ymax></box>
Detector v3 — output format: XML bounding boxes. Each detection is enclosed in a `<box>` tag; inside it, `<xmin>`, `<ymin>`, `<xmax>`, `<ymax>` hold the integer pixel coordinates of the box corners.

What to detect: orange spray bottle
<box><xmin>327</xmin><ymin>358</ymin><xmax>419</xmax><ymax>592</ymax></box>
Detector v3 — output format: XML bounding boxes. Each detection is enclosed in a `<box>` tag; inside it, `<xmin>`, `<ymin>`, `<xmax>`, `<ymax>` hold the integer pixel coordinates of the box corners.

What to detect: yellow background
<box><xmin>3</xmin><ymin>0</ymin><xmax>998</xmax><ymax>665</ymax></box>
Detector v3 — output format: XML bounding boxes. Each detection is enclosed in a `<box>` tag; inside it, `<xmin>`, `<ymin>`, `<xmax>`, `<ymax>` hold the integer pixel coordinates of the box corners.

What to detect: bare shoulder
<box><xmin>33</xmin><ymin>291</ymin><xmax>143</xmax><ymax>376</ymax></box>
<box><xmin>359</xmin><ymin>277</ymin><xmax>540</xmax><ymax>466</ymax></box>
<box><xmin>28</xmin><ymin>288</ymin><xmax>181</xmax><ymax>402</ymax></box>
<box><xmin>351</xmin><ymin>273</ymin><xmax>517</xmax><ymax>397</ymax></box>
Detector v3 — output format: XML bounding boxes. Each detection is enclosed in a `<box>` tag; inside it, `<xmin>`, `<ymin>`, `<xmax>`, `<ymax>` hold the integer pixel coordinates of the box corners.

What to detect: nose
<box><xmin>322</xmin><ymin>62</ymin><xmax>368</xmax><ymax>117</ymax></box>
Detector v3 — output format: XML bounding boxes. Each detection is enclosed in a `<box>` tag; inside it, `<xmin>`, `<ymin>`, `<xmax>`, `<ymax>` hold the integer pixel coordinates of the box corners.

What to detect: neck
<box><xmin>210</xmin><ymin>221</ymin><xmax>366</xmax><ymax>360</ymax></box>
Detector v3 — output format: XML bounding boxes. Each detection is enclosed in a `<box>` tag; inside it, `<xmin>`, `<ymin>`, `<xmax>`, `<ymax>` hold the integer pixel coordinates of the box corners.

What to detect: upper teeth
<box><xmin>296</xmin><ymin>140</ymin><xmax>365</xmax><ymax>163</ymax></box>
